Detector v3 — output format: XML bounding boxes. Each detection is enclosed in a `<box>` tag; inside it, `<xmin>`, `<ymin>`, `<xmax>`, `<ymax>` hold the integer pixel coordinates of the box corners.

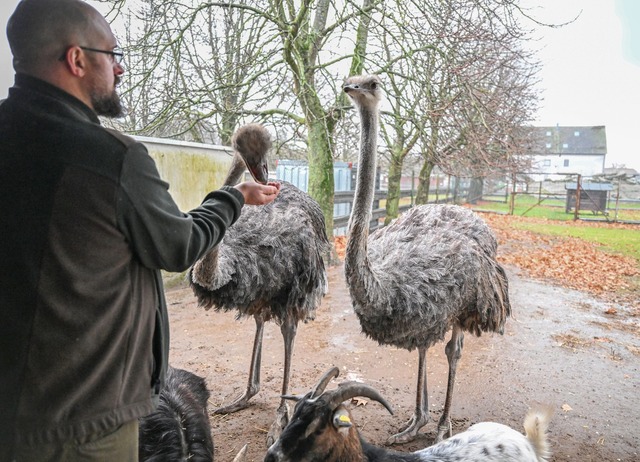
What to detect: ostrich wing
<box><xmin>190</xmin><ymin>182</ymin><xmax>330</xmax><ymax>323</ymax></box>
<box><xmin>352</xmin><ymin>204</ymin><xmax>510</xmax><ymax>350</ymax></box>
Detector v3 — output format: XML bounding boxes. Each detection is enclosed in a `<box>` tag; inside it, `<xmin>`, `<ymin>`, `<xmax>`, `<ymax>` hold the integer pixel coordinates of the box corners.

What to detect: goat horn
<box><xmin>310</xmin><ymin>367</ymin><xmax>340</xmax><ymax>398</ymax></box>
<box><xmin>324</xmin><ymin>381</ymin><xmax>394</xmax><ymax>415</ymax></box>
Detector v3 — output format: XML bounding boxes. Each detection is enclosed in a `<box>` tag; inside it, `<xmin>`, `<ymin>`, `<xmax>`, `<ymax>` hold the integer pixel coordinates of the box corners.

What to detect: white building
<box><xmin>525</xmin><ymin>125</ymin><xmax>607</xmax><ymax>181</ymax></box>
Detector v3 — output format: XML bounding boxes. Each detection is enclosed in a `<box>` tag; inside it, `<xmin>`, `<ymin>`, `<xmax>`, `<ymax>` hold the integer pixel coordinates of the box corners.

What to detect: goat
<box><xmin>264</xmin><ymin>367</ymin><xmax>552</xmax><ymax>462</ymax></box>
<box><xmin>139</xmin><ymin>366</ymin><xmax>214</xmax><ymax>462</ymax></box>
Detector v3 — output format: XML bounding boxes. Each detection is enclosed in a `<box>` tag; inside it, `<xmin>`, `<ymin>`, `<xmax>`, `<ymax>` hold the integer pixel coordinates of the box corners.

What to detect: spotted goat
<box><xmin>264</xmin><ymin>367</ymin><xmax>552</xmax><ymax>462</ymax></box>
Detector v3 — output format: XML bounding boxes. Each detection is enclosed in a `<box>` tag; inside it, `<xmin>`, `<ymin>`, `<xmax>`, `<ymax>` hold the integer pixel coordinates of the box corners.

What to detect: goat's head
<box><xmin>264</xmin><ymin>367</ymin><xmax>393</xmax><ymax>462</ymax></box>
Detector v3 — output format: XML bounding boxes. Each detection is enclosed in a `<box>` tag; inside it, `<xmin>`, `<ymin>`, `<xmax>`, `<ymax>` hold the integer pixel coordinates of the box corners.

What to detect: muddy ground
<box><xmin>165</xmin><ymin>260</ymin><xmax>639</xmax><ymax>462</ymax></box>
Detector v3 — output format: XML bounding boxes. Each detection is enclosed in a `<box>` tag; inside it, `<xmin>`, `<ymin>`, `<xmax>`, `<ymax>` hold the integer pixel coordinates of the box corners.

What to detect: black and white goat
<box><xmin>264</xmin><ymin>367</ymin><xmax>552</xmax><ymax>462</ymax></box>
<box><xmin>139</xmin><ymin>366</ymin><xmax>214</xmax><ymax>462</ymax></box>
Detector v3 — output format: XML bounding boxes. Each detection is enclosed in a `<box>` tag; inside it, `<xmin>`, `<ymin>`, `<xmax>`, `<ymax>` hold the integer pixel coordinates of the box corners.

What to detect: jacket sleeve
<box><xmin>116</xmin><ymin>142</ymin><xmax>244</xmax><ymax>272</ymax></box>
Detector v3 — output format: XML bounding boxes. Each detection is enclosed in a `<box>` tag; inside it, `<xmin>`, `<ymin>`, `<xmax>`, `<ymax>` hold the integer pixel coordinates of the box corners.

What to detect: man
<box><xmin>0</xmin><ymin>0</ymin><xmax>280</xmax><ymax>460</ymax></box>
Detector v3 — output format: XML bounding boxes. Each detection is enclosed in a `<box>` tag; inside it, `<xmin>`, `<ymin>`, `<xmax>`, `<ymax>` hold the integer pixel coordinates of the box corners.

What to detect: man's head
<box><xmin>7</xmin><ymin>0</ymin><xmax>125</xmax><ymax>117</ymax></box>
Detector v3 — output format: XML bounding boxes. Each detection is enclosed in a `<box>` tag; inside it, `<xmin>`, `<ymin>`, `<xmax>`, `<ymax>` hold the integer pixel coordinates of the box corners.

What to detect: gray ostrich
<box><xmin>342</xmin><ymin>75</ymin><xmax>511</xmax><ymax>444</ymax></box>
<box><xmin>188</xmin><ymin>124</ymin><xmax>330</xmax><ymax>445</ymax></box>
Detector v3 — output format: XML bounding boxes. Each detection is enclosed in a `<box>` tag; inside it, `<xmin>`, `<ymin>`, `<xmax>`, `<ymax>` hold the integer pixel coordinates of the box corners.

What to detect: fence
<box><xmin>476</xmin><ymin>174</ymin><xmax>640</xmax><ymax>223</ymax></box>
<box><xmin>276</xmin><ymin>161</ymin><xmax>473</xmax><ymax>235</ymax></box>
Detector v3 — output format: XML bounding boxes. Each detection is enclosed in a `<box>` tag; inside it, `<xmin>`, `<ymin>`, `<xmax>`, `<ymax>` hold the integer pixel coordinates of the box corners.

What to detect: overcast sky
<box><xmin>1</xmin><ymin>0</ymin><xmax>638</xmax><ymax>170</ymax></box>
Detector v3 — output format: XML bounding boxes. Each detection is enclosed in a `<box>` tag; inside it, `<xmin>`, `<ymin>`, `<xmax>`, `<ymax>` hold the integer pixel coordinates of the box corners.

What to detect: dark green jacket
<box><xmin>0</xmin><ymin>74</ymin><xmax>243</xmax><ymax>456</ymax></box>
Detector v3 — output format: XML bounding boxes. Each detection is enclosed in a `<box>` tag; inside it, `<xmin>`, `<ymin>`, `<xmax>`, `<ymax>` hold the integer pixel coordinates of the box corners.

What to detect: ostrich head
<box><xmin>343</xmin><ymin>75</ymin><xmax>383</xmax><ymax>111</ymax></box>
<box><xmin>231</xmin><ymin>123</ymin><xmax>271</xmax><ymax>184</ymax></box>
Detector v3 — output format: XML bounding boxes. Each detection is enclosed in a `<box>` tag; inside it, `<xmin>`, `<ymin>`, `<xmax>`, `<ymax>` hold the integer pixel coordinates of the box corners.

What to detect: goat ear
<box><xmin>303</xmin><ymin>416</ymin><xmax>323</xmax><ymax>439</ymax></box>
<box><xmin>332</xmin><ymin>407</ymin><xmax>352</xmax><ymax>429</ymax></box>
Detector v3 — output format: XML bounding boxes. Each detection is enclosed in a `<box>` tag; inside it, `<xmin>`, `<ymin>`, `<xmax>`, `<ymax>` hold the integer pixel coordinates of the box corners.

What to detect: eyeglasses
<box><xmin>80</xmin><ymin>46</ymin><xmax>124</xmax><ymax>64</ymax></box>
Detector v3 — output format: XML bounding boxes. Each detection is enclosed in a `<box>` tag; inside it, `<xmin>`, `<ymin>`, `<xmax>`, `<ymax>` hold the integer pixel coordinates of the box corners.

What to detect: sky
<box><xmin>1</xmin><ymin>0</ymin><xmax>639</xmax><ymax>171</ymax></box>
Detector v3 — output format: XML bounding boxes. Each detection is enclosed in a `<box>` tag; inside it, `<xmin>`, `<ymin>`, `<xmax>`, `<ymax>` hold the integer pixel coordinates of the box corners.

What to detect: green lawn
<box><xmin>475</xmin><ymin>194</ymin><xmax>640</xmax><ymax>223</ymax></box>
<box><xmin>511</xmin><ymin>221</ymin><xmax>640</xmax><ymax>261</ymax></box>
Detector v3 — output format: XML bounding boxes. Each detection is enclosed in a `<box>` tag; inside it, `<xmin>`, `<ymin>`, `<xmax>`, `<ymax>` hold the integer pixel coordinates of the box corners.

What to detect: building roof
<box><xmin>565</xmin><ymin>182</ymin><xmax>613</xmax><ymax>191</ymax></box>
<box><xmin>527</xmin><ymin>126</ymin><xmax>607</xmax><ymax>156</ymax></box>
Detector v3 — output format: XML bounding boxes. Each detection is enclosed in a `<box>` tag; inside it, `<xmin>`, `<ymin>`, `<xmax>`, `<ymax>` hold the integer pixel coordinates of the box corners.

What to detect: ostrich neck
<box><xmin>201</xmin><ymin>151</ymin><xmax>246</xmax><ymax>274</ymax></box>
<box><xmin>223</xmin><ymin>153</ymin><xmax>247</xmax><ymax>186</ymax></box>
<box><xmin>345</xmin><ymin>103</ymin><xmax>378</xmax><ymax>280</ymax></box>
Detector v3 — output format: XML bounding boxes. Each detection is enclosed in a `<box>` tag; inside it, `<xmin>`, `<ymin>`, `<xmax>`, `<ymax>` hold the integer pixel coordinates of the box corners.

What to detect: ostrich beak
<box><xmin>343</xmin><ymin>83</ymin><xmax>359</xmax><ymax>94</ymax></box>
<box><xmin>248</xmin><ymin>160</ymin><xmax>269</xmax><ymax>185</ymax></box>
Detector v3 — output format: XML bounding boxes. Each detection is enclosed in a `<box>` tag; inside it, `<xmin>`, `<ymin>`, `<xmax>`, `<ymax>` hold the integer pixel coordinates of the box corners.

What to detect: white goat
<box><xmin>264</xmin><ymin>367</ymin><xmax>552</xmax><ymax>462</ymax></box>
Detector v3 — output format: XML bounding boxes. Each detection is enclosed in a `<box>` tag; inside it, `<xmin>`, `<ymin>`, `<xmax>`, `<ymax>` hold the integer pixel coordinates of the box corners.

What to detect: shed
<box><xmin>565</xmin><ymin>182</ymin><xmax>613</xmax><ymax>214</ymax></box>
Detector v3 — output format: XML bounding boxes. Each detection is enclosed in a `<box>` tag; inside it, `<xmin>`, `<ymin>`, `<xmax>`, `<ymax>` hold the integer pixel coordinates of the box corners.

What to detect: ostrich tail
<box><xmin>494</xmin><ymin>261</ymin><xmax>512</xmax><ymax>321</ymax></box>
<box><xmin>470</xmin><ymin>256</ymin><xmax>511</xmax><ymax>335</ymax></box>
<box><xmin>523</xmin><ymin>405</ymin><xmax>553</xmax><ymax>461</ymax></box>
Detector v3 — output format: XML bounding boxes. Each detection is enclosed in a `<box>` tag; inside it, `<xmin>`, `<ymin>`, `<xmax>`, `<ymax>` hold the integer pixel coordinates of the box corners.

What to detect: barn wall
<box><xmin>135</xmin><ymin>136</ymin><xmax>234</xmax><ymax>211</ymax></box>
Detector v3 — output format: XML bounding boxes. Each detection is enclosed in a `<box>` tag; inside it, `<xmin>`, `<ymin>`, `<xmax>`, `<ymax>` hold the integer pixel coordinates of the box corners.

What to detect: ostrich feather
<box><xmin>190</xmin><ymin>181</ymin><xmax>329</xmax><ymax>324</ymax></box>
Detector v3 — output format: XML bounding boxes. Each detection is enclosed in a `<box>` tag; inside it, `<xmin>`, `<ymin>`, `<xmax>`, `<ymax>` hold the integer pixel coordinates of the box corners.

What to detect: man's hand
<box><xmin>235</xmin><ymin>181</ymin><xmax>281</xmax><ymax>205</ymax></box>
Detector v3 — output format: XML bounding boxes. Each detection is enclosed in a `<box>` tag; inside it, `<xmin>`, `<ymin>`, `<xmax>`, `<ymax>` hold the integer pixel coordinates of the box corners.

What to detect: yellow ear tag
<box><xmin>338</xmin><ymin>415</ymin><xmax>351</xmax><ymax>424</ymax></box>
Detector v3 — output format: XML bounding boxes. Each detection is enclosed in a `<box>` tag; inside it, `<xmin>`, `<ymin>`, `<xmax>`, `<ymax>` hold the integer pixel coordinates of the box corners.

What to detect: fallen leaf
<box><xmin>351</xmin><ymin>397</ymin><xmax>368</xmax><ymax>406</ymax></box>
<box><xmin>562</xmin><ymin>404</ymin><xmax>573</xmax><ymax>412</ymax></box>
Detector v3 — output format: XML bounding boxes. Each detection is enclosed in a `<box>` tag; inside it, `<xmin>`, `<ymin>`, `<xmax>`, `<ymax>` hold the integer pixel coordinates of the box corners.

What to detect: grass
<box><xmin>470</xmin><ymin>194</ymin><xmax>640</xmax><ymax>262</ymax></box>
<box><xmin>475</xmin><ymin>194</ymin><xmax>640</xmax><ymax>222</ymax></box>
<box><xmin>511</xmin><ymin>221</ymin><xmax>640</xmax><ymax>261</ymax></box>
<box><xmin>379</xmin><ymin>192</ymin><xmax>640</xmax><ymax>261</ymax></box>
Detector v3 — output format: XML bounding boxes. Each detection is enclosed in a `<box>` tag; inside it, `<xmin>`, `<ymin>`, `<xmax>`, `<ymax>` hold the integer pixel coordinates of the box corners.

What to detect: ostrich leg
<box><xmin>266</xmin><ymin>316</ymin><xmax>298</xmax><ymax>447</ymax></box>
<box><xmin>435</xmin><ymin>323</ymin><xmax>464</xmax><ymax>442</ymax></box>
<box><xmin>214</xmin><ymin>314</ymin><xmax>264</xmax><ymax>414</ymax></box>
<box><xmin>387</xmin><ymin>346</ymin><xmax>430</xmax><ymax>444</ymax></box>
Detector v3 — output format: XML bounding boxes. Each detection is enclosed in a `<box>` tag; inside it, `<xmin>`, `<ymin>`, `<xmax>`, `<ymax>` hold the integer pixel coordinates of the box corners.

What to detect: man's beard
<box><xmin>91</xmin><ymin>76</ymin><xmax>125</xmax><ymax>118</ymax></box>
<box><xmin>92</xmin><ymin>88</ymin><xmax>124</xmax><ymax>118</ymax></box>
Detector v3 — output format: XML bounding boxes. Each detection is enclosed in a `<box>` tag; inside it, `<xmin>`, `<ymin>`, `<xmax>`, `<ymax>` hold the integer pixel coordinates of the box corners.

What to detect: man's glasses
<box><xmin>59</xmin><ymin>46</ymin><xmax>124</xmax><ymax>64</ymax></box>
<box><xmin>80</xmin><ymin>46</ymin><xmax>124</xmax><ymax>64</ymax></box>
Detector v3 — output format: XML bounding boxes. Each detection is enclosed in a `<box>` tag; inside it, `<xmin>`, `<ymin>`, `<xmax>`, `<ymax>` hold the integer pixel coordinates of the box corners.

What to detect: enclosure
<box><xmin>162</xmin><ymin>213</ymin><xmax>639</xmax><ymax>462</ymax></box>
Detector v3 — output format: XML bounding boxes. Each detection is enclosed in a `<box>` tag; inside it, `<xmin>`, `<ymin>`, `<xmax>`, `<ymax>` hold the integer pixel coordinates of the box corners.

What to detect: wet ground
<box><xmin>165</xmin><ymin>263</ymin><xmax>640</xmax><ymax>462</ymax></box>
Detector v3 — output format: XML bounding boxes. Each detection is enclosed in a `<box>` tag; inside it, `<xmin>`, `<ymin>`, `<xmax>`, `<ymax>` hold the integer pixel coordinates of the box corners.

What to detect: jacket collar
<box><xmin>11</xmin><ymin>73</ymin><xmax>101</xmax><ymax>124</ymax></box>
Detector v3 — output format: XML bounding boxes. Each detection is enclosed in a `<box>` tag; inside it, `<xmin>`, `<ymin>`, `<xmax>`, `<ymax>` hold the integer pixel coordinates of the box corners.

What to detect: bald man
<box><xmin>0</xmin><ymin>1</ymin><xmax>279</xmax><ymax>460</ymax></box>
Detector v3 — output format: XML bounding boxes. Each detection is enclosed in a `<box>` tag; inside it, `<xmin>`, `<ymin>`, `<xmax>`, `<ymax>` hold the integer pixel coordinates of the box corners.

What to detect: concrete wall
<box><xmin>135</xmin><ymin>136</ymin><xmax>234</xmax><ymax>211</ymax></box>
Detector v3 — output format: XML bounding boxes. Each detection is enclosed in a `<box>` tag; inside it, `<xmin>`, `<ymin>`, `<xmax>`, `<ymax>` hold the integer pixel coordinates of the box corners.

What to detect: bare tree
<box><xmin>383</xmin><ymin>0</ymin><xmax>542</xmax><ymax>209</ymax></box>
<box><xmin>97</xmin><ymin>0</ymin><xmax>383</xmax><ymax>241</ymax></box>
<box><xmin>95</xmin><ymin>0</ymin><xmax>542</xmax><ymax>233</ymax></box>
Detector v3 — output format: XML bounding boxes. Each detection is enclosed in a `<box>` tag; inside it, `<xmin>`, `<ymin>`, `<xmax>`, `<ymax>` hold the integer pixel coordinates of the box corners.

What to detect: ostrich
<box><xmin>188</xmin><ymin>123</ymin><xmax>330</xmax><ymax>445</ymax></box>
<box><xmin>342</xmin><ymin>75</ymin><xmax>511</xmax><ymax>444</ymax></box>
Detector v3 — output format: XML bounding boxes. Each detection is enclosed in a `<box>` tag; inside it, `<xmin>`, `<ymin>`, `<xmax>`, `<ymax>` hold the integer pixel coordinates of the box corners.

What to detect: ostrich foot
<box><xmin>213</xmin><ymin>387</ymin><xmax>259</xmax><ymax>415</ymax></box>
<box><xmin>266</xmin><ymin>402</ymin><xmax>290</xmax><ymax>447</ymax></box>
<box><xmin>386</xmin><ymin>412</ymin><xmax>429</xmax><ymax>445</ymax></box>
<box><xmin>434</xmin><ymin>416</ymin><xmax>453</xmax><ymax>443</ymax></box>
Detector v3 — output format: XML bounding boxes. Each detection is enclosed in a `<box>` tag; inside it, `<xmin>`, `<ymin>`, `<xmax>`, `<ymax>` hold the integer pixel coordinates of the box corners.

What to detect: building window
<box><xmin>546</xmin><ymin>131</ymin><xmax>552</xmax><ymax>136</ymax></box>
<box><xmin>574</xmin><ymin>131</ymin><xmax>580</xmax><ymax>136</ymax></box>
<box><xmin>562</xmin><ymin>143</ymin><xmax>568</xmax><ymax>148</ymax></box>
<box><xmin>545</xmin><ymin>143</ymin><xmax>552</xmax><ymax>149</ymax></box>
<box><xmin>543</xmin><ymin>159</ymin><xmax>551</xmax><ymax>167</ymax></box>
<box><xmin>563</xmin><ymin>159</ymin><xmax>570</xmax><ymax>167</ymax></box>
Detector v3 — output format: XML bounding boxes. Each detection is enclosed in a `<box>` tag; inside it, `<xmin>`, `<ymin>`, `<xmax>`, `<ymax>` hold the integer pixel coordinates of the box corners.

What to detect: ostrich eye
<box><xmin>370</xmin><ymin>82</ymin><xmax>377</xmax><ymax>89</ymax></box>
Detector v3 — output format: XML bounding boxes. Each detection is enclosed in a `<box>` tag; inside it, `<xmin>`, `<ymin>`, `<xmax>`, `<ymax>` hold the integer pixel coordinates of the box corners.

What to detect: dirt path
<box><xmin>165</xmin><ymin>263</ymin><xmax>639</xmax><ymax>462</ymax></box>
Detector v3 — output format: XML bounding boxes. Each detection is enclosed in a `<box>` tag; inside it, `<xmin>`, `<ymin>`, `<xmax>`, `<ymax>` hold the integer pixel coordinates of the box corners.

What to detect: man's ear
<box><xmin>61</xmin><ymin>46</ymin><xmax>88</xmax><ymax>77</ymax></box>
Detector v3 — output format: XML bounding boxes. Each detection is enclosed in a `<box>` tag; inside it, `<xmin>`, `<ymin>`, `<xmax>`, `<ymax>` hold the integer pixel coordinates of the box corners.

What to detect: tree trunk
<box><xmin>468</xmin><ymin>177</ymin><xmax>484</xmax><ymax>204</ymax></box>
<box><xmin>307</xmin><ymin>118</ymin><xmax>335</xmax><ymax>240</ymax></box>
<box><xmin>384</xmin><ymin>148</ymin><xmax>404</xmax><ymax>225</ymax></box>
<box><xmin>415</xmin><ymin>160</ymin><xmax>434</xmax><ymax>205</ymax></box>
